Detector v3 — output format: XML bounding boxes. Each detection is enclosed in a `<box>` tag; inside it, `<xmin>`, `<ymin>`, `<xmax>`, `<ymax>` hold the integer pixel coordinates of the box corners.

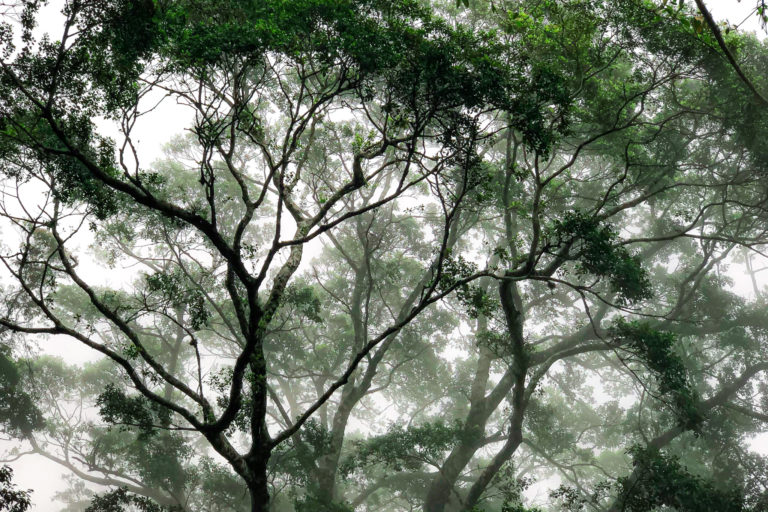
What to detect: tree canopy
<box><xmin>0</xmin><ymin>0</ymin><xmax>767</xmax><ymax>511</ymax></box>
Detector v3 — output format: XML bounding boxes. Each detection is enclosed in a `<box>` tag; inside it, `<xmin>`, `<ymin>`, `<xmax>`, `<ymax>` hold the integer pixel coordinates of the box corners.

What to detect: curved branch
<box><xmin>694</xmin><ymin>0</ymin><xmax>768</xmax><ymax>107</ymax></box>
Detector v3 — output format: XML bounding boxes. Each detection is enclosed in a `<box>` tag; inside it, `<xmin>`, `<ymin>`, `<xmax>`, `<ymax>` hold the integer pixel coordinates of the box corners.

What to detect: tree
<box><xmin>0</xmin><ymin>0</ymin><xmax>517</xmax><ymax>510</ymax></box>
<box><xmin>1</xmin><ymin>0</ymin><xmax>768</xmax><ymax>511</ymax></box>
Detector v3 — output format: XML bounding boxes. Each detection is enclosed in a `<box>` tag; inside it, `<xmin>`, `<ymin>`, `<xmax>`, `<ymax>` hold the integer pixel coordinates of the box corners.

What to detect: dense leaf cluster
<box><xmin>96</xmin><ymin>383</ymin><xmax>170</xmax><ymax>439</ymax></box>
<box><xmin>0</xmin><ymin>348</ymin><xmax>42</xmax><ymax>436</ymax></box>
<box><xmin>436</xmin><ymin>255</ymin><xmax>496</xmax><ymax>319</ymax></box>
<box><xmin>0</xmin><ymin>466</ymin><xmax>31</xmax><ymax>512</ymax></box>
<box><xmin>341</xmin><ymin>420</ymin><xmax>463</xmax><ymax>475</ymax></box>
<box><xmin>617</xmin><ymin>446</ymin><xmax>745</xmax><ymax>512</ymax></box>
<box><xmin>551</xmin><ymin>212</ymin><xmax>652</xmax><ymax>304</ymax></box>
<box><xmin>144</xmin><ymin>270</ymin><xmax>210</xmax><ymax>330</ymax></box>
<box><xmin>611</xmin><ymin>320</ymin><xmax>702</xmax><ymax>429</ymax></box>
<box><xmin>85</xmin><ymin>487</ymin><xmax>173</xmax><ymax>512</ymax></box>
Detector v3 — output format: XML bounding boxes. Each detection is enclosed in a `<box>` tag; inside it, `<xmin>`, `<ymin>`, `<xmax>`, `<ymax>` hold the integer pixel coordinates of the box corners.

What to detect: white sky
<box><xmin>1</xmin><ymin>1</ymin><xmax>767</xmax><ymax>510</ymax></box>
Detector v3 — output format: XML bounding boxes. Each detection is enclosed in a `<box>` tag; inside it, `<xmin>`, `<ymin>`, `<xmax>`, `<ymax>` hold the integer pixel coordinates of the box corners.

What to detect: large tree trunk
<box><xmin>249</xmin><ymin>485</ymin><xmax>269</xmax><ymax>512</ymax></box>
<box><xmin>423</xmin><ymin>338</ymin><xmax>518</xmax><ymax>511</ymax></box>
<box><xmin>316</xmin><ymin>389</ymin><xmax>358</xmax><ymax>503</ymax></box>
<box><xmin>248</xmin><ymin>454</ymin><xmax>271</xmax><ymax>512</ymax></box>
<box><xmin>462</xmin><ymin>387</ymin><xmax>527</xmax><ymax>510</ymax></box>
<box><xmin>426</xmin><ymin>277</ymin><xmax>529</xmax><ymax>512</ymax></box>
<box><xmin>424</xmin><ymin>441</ymin><xmax>483</xmax><ymax>512</ymax></box>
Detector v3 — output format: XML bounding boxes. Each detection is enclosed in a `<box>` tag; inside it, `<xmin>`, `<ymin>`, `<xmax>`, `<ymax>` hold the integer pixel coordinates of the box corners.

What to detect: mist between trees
<box><xmin>0</xmin><ymin>0</ymin><xmax>768</xmax><ymax>511</ymax></box>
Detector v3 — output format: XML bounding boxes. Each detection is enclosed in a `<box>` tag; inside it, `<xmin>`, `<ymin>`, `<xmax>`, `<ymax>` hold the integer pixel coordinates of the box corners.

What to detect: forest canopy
<box><xmin>0</xmin><ymin>0</ymin><xmax>767</xmax><ymax>511</ymax></box>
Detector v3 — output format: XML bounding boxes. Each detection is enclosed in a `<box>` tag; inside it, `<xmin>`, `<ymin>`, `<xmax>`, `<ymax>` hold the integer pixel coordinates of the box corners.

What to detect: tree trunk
<box><xmin>462</xmin><ymin>415</ymin><xmax>524</xmax><ymax>509</ymax></box>
<box><xmin>249</xmin><ymin>485</ymin><xmax>269</xmax><ymax>512</ymax></box>
<box><xmin>424</xmin><ymin>440</ymin><xmax>483</xmax><ymax>512</ymax></box>
<box><xmin>248</xmin><ymin>458</ymin><xmax>271</xmax><ymax>512</ymax></box>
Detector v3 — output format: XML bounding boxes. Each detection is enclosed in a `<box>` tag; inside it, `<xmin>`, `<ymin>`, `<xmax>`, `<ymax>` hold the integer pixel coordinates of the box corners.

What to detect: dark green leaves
<box><xmin>611</xmin><ymin>320</ymin><xmax>702</xmax><ymax>429</ymax></box>
<box><xmin>294</xmin><ymin>494</ymin><xmax>353</xmax><ymax>512</ymax></box>
<box><xmin>551</xmin><ymin>212</ymin><xmax>651</xmax><ymax>304</ymax></box>
<box><xmin>612</xmin><ymin>321</ymin><xmax>684</xmax><ymax>392</ymax></box>
<box><xmin>0</xmin><ymin>465</ymin><xmax>31</xmax><ymax>512</ymax></box>
<box><xmin>342</xmin><ymin>420</ymin><xmax>463</xmax><ymax>474</ymax></box>
<box><xmin>617</xmin><ymin>446</ymin><xmax>744</xmax><ymax>512</ymax></box>
<box><xmin>96</xmin><ymin>383</ymin><xmax>169</xmax><ymax>439</ymax></box>
<box><xmin>0</xmin><ymin>348</ymin><xmax>43</xmax><ymax>437</ymax></box>
<box><xmin>95</xmin><ymin>385</ymin><xmax>192</xmax><ymax>491</ymax></box>
<box><xmin>280</xmin><ymin>283</ymin><xmax>323</xmax><ymax>324</ymax></box>
<box><xmin>157</xmin><ymin>0</ymin><xmax>516</xmax><ymax>142</ymax></box>
<box><xmin>85</xmin><ymin>487</ymin><xmax>170</xmax><ymax>512</ymax></box>
<box><xmin>144</xmin><ymin>270</ymin><xmax>210</xmax><ymax>330</ymax></box>
<box><xmin>0</xmin><ymin>113</ymin><xmax>124</xmax><ymax>220</ymax></box>
<box><xmin>437</xmin><ymin>255</ymin><xmax>496</xmax><ymax>318</ymax></box>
